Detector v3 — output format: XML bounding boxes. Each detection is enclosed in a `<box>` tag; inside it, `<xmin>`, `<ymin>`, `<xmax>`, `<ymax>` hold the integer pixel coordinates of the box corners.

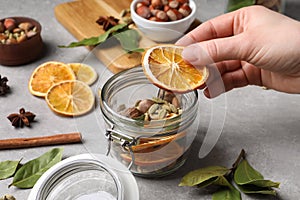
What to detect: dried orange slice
<box><xmin>121</xmin><ymin>141</ymin><xmax>183</xmax><ymax>166</ymax></box>
<box><xmin>142</xmin><ymin>44</ymin><xmax>209</xmax><ymax>93</ymax></box>
<box><xmin>45</xmin><ymin>80</ymin><xmax>95</xmax><ymax>116</ymax></box>
<box><xmin>29</xmin><ymin>61</ymin><xmax>76</xmax><ymax>97</ymax></box>
<box><xmin>67</xmin><ymin>63</ymin><xmax>98</xmax><ymax>85</ymax></box>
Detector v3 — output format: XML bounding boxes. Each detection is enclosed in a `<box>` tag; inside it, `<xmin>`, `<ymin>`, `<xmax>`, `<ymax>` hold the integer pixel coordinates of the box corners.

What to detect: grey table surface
<box><xmin>0</xmin><ymin>0</ymin><xmax>300</xmax><ymax>199</ymax></box>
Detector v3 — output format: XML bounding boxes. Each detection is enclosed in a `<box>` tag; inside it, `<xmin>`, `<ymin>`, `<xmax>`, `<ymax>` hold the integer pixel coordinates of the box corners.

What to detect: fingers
<box><xmin>176</xmin><ymin>9</ymin><xmax>239</xmax><ymax>46</ymax></box>
<box><xmin>181</xmin><ymin>35</ymin><xmax>246</xmax><ymax>66</ymax></box>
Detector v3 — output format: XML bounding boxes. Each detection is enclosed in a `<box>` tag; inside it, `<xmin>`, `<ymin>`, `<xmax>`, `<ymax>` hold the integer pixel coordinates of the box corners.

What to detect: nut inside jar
<box><xmin>115</xmin><ymin>91</ymin><xmax>191</xmax><ymax>176</ymax></box>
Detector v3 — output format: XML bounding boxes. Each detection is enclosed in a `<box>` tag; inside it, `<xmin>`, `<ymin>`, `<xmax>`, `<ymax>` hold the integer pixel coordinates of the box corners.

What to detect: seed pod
<box><xmin>148</xmin><ymin>103</ymin><xmax>159</xmax><ymax>114</ymax></box>
<box><xmin>158</xmin><ymin>108</ymin><xmax>167</xmax><ymax>119</ymax></box>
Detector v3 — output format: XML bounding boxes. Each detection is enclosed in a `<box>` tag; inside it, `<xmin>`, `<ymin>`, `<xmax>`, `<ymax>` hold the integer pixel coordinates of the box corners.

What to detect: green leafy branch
<box><xmin>0</xmin><ymin>148</ymin><xmax>63</xmax><ymax>189</ymax></box>
<box><xmin>179</xmin><ymin>149</ymin><xmax>280</xmax><ymax>200</ymax></box>
<box><xmin>59</xmin><ymin>23</ymin><xmax>144</xmax><ymax>53</ymax></box>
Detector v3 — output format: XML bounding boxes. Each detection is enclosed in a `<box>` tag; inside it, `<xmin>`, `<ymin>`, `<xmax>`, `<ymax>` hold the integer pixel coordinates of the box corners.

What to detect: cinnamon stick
<box><xmin>0</xmin><ymin>132</ymin><xmax>82</xmax><ymax>150</ymax></box>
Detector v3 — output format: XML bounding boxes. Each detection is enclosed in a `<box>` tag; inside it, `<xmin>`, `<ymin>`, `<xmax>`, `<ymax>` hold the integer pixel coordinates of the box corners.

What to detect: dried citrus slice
<box><xmin>67</xmin><ymin>63</ymin><xmax>98</xmax><ymax>85</ymax></box>
<box><xmin>29</xmin><ymin>61</ymin><xmax>76</xmax><ymax>97</ymax></box>
<box><xmin>45</xmin><ymin>80</ymin><xmax>95</xmax><ymax>116</ymax></box>
<box><xmin>121</xmin><ymin>141</ymin><xmax>183</xmax><ymax>166</ymax></box>
<box><xmin>142</xmin><ymin>44</ymin><xmax>209</xmax><ymax>93</ymax></box>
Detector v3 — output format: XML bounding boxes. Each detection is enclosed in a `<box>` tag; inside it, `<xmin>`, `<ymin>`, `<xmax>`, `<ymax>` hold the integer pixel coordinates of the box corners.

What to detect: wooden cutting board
<box><xmin>54</xmin><ymin>0</ymin><xmax>200</xmax><ymax>73</ymax></box>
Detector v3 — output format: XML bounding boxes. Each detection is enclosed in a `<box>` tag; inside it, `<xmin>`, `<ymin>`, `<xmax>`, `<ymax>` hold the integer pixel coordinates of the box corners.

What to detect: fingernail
<box><xmin>182</xmin><ymin>44</ymin><xmax>199</xmax><ymax>63</ymax></box>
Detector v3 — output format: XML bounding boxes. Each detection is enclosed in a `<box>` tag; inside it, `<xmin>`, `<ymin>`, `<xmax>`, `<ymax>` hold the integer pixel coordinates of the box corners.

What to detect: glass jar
<box><xmin>99</xmin><ymin>67</ymin><xmax>199</xmax><ymax>177</ymax></box>
<box><xmin>28</xmin><ymin>154</ymin><xmax>139</xmax><ymax>200</ymax></box>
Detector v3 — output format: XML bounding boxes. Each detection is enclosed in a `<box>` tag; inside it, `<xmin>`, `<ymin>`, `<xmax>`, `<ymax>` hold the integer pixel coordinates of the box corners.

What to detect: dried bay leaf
<box><xmin>234</xmin><ymin>159</ymin><xmax>280</xmax><ymax>188</ymax></box>
<box><xmin>0</xmin><ymin>160</ymin><xmax>21</xmax><ymax>180</ymax></box>
<box><xmin>113</xmin><ymin>29</ymin><xmax>144</xmax><ymax>53</ymax></box>
<box><xmin>9</xmin><ymin>148</ymin><xmax>63</xmax><ymax>189</ymax></box>
<box><xmin>212</xmin><ymin>188</ymin><xmax>241</xmax><ymax>200</ymax></box>
<box><xmin>59</xmin><ymin>24</ymin><xmax>128</xmax><ymax>48</ymax></box>
<box><xmin>179</xmin><ymin>166</ymin><xmax>230</xmax><ymax>187</ymax></box>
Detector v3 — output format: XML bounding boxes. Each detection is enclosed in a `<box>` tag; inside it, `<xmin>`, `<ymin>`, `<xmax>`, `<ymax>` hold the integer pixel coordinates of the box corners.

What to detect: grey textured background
<box><xmin>0</xmin><ymin>0</ymin><xmax>299</xmax><ymax>199</ymax></box>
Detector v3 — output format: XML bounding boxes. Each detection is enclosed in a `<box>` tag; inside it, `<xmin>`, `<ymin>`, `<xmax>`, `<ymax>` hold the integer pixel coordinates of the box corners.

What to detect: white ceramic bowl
<box><xmin>130</xmin><ymin>0</ymin><xmax>196</xmax><ymax>42</ymax></box>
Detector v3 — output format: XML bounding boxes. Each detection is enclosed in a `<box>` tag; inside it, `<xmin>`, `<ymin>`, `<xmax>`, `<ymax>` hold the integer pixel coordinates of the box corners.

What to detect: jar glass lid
<box><xmin>28</xmin><ymin>154</ymin><xmax>139</xmax><ymax>200</ymax></box>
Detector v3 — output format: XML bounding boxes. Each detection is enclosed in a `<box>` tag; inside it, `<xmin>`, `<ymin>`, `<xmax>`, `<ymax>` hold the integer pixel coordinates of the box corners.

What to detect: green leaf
<box><xmin>214</xmin><ymin>176</ymin><xmax>235</xmax><ymax>189</ymax></box>
<box><xmin>234</xmin><ymin>159</ymin><xmax>264</xmax><ymax>184</ymax></box>
<box><xmin>237</xmin><ymin>184</ymin><xmax>277</xmax><ymax>195</ymax></box>
<box><xmin>113</xmin><ymin>29</ymin><xmax>142</xmax><ymax>53</ymax></box>
<box><xmin>212</xmin><ymin>188</ymin><xmax>241</xmax><ymax>200</ymax></box>
<box><xmin>226</xmin><ymin>0</ymin><xmax>255</xmax><ymax>12</ymax></box>
<box><xmin>234</xmin><ymin>159</ymin><xmax>280</xmax><ymax>188</ymax></box>
<box><xmin>9</xmin><ymin>148</ymin><xmax>63</xmax><ymax>189</ymax></box>
<box><xmin>0</xmin><ymin>160</ymin><xmax>21</xmax><ymax>180</ymax></box>
<box><xmin>197</xmin><ymin>176</ymin><xmax>218</xmax><ymax>188</ymax></box>
<box><xmin>249</xmin><ymin>180</ymin><xmax>280</xmax><ymax>188</ymax></box>
<box><xmin>59</xmin><ymin>23</ymin><xmax>128</xmax><ymax>48</ymax></box>
<box><xmin>179</xmin><ymin>166</ymin><xmax>230</xmax><ymax>187</ymax></box>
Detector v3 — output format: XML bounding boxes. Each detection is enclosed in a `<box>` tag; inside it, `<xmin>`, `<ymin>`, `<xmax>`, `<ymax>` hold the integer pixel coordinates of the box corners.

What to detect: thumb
<box><xmin>182</xmin><ymin>35</ymin><xmax>247</xmax><ymax>66</ymax></box>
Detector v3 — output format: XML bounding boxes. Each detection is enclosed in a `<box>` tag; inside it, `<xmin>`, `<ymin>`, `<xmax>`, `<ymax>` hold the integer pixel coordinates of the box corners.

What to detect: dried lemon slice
<box><xmin>67</xmin><ymin>63</ymin><xmax>98</xmax><ymax>85</ymax></box>
<box><xmin>28</xmin><ymin>61</ymin><xmax>76</xmax><ymax>97</ymax></box>
<box><xmin>142</xmin><ymin>44</ymin><xmax>208</xmax><ymax>93</ymax></box>
<box><xmin>45</xmin><ymin>80</ymin><xmax>95</xmax><ymax>116</ymax></box>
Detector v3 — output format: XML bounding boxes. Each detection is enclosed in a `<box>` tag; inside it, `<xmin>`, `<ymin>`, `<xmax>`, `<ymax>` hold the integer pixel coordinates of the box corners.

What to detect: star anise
<box><xmin>7</xmin><ymin>108</ymin><xmax>36</xmax><ymax>128</ymax></box>
<box><xmin>0</xmin><ymin>75</ymin><xmax>10</xmax><ymax>96</ymax></box>
<box><xmin>96</xmin><ymin>16</ymin><xmax>119</xmax><ymax>31</ymax></box>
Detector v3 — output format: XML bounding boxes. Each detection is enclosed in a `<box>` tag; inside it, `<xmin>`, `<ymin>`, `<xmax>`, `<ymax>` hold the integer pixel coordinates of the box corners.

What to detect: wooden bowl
<box><xmin>0</xmin><ymin>17</ymin><xmax>44</xmax><ymax>66</ymax></box>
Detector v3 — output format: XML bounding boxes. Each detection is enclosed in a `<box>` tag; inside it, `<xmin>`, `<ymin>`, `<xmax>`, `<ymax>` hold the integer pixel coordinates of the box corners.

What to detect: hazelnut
<box><xmin>151</xmin><ymin>0</ymin><xmax>163</xmax><ymax>9</ymax></box>
<box><xmin>178</xmin><ymin>3</ymin><xmax>192</xmax><ymax>17</ymax></box>
<box><xmin>149</xmin><ymin>16</ymin><xmax>158</xmax><ymax>21</ymax></box>
<box><xmin>124</xmin><ymin>107</ymin><xmax>143</xmax><ymax>119</ymax></box>
<box><xmin>141</xmin><ymin>0</ymin><xmax>151</xmax><ymax>6</ymax></box>
<box><xmin>156</xmin><ymin>10</ymin><xmax>168</xmax><ymax>21</ymax></box>
<box><xmin>149</xmin><ymin>5</ymin><xmax>160</xmax><ymax>16</ymax></box>
<box><xmin>18</xmin><ymin>22</ymin><xmax>34</xmax><ymax>32</ymax></box>
<box><xmin>0</xmin><ymin>22</ymin><xmax>5</xmax><ymax>33</ymax></box>
<box><xmin>177</xmin><ymin>0</ymin><xmax>189</xmax><ymax>4</ymax></box>
<box><xmin>137</xmin><ymin>99</ymin><xmax>155</xmax><ymax>113</ymax></box>
<box><xmin>172</xmin><ymin>96</ymin><xmax>181</xmax><ymax>108</ymax></box>
<box><xmin>4</xmin><ymin>18</ymin><xmax>16</xmax><ymax>31</ymax></box>
<box><xmin>169</xmin><ymin>0</ymin><xmax>179</xmax><ymax>9</ymax></box>
<box><xmin>161</xmin><ymin>0</ymin><xmax>169</xmax><ymax>5</ymax></box>
<box><xmin>136</xmin><ymin>5</ymin><xmax>151</xmax><ymax>19</ymax></box>
<box><xmin>166</xmin><ymin>9</ymin><xmax>183</xmax><ymax>21</ymax></box>
<box><xmin>164</xmin><ymin>5</ymin><xmax>171</xmax><ymax>12</ymax></box>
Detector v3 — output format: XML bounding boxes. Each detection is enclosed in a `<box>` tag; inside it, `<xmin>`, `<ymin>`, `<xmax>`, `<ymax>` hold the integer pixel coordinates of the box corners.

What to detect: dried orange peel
<box><xmin>121</xmin><ymin>141</ymin><xmax>183</xmax><ymax>166</ymax></box>
<box><xmin>28</xmin><ymin>61</ymin><xmax>76</xmax><ymax>97</ymax></box>
<box><xmin>142</xmin><ymin>44</ymin><xmax>208</xmax><ymax>93</ymax></box>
